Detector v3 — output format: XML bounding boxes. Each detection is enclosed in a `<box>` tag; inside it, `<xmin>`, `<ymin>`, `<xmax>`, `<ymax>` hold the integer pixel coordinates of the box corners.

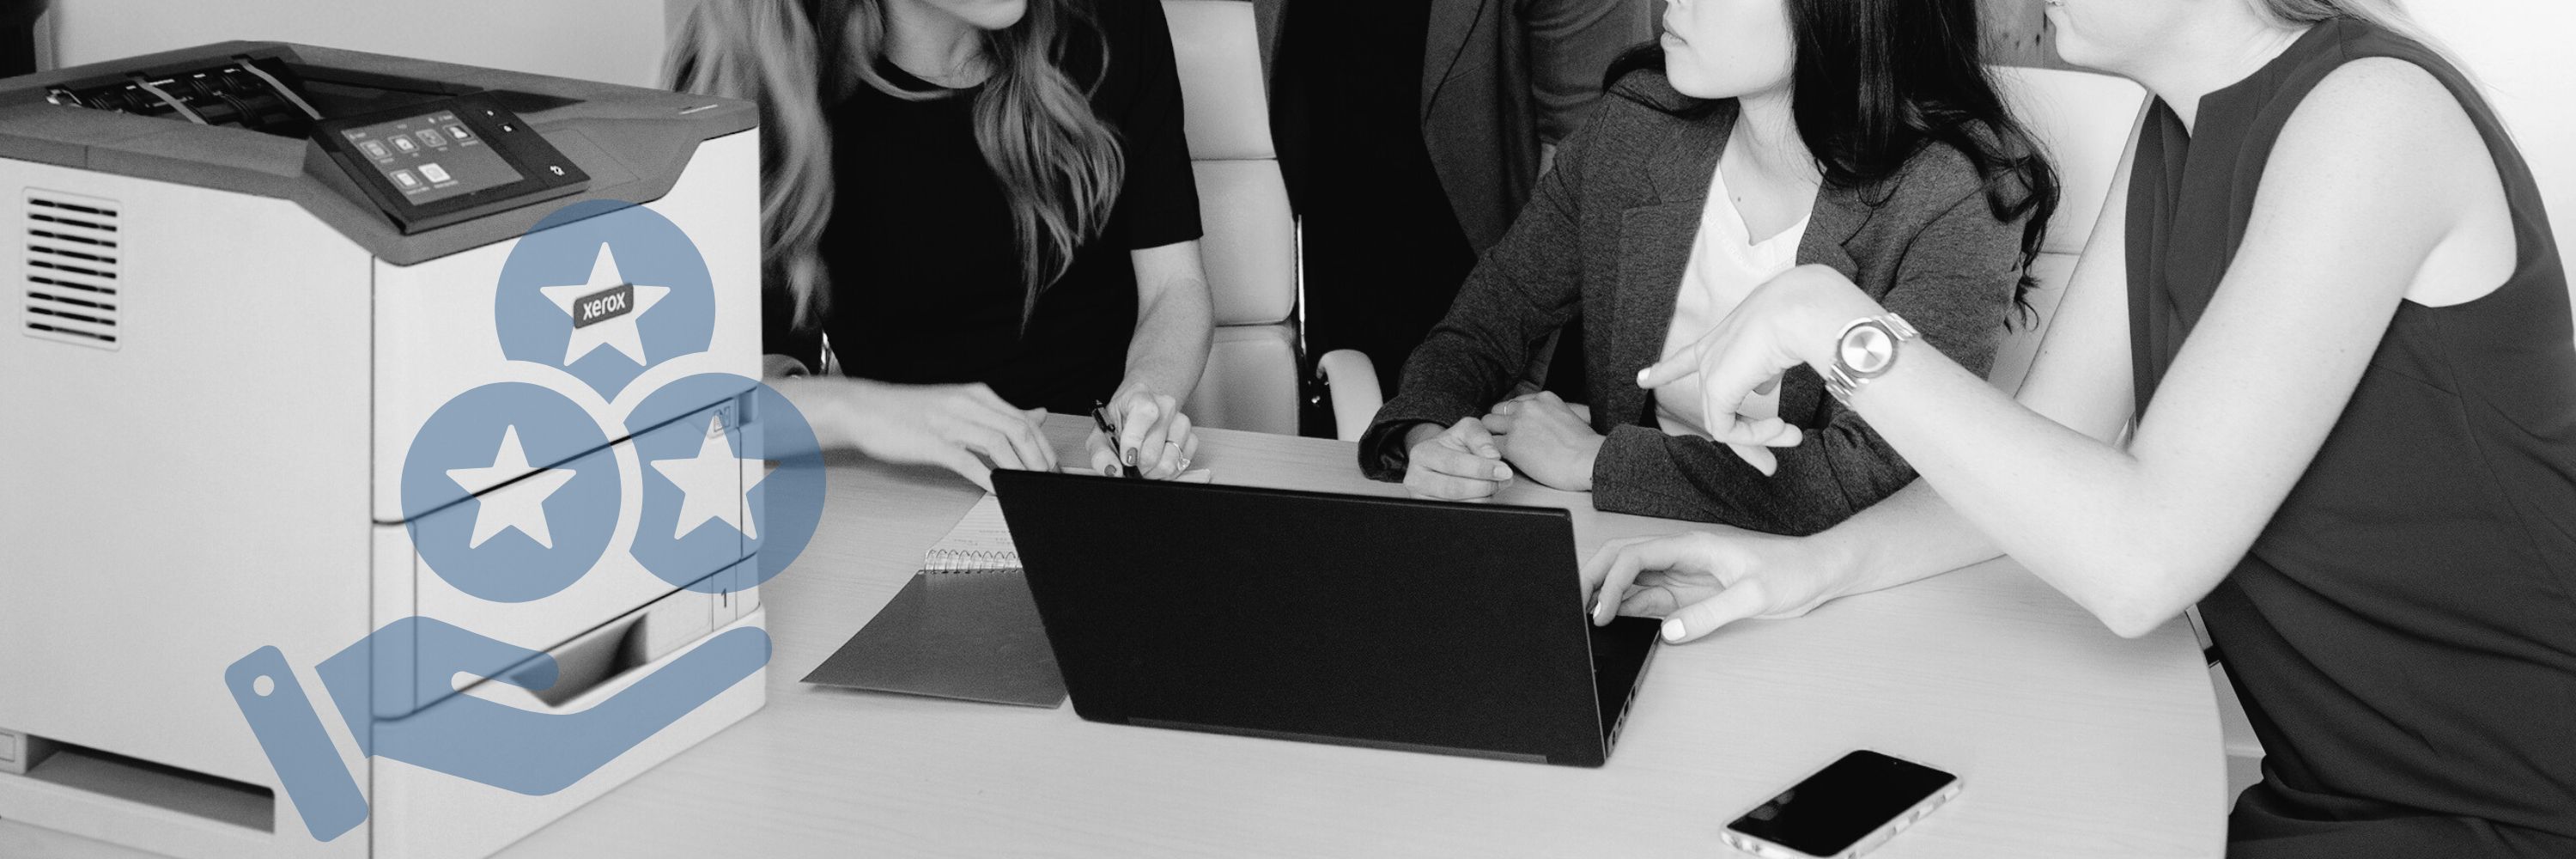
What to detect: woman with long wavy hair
<box><xmin>667</xmin><ymin>0</ymin><xmax>1213</xmax><ymax>489</ymax></box>
<box><xmin>1600</xmin><ymin>0</ymin><xmax>2576</xmax><ymax>854</ymax></box>
<box><xmin>1359</xmin><ymin>0</ymin><xmax>2059</xmax><ymax>535</ymax></box>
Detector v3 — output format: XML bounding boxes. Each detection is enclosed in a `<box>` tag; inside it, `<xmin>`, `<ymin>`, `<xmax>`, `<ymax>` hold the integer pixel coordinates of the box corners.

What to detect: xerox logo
<box><xmin>502</xmin><ymin>199</ymin><xmax>708</xmax><ymax>400</ymax></box>
<box><xmin>571</xmin><ymin>283</ymin><xmax>636</xmax><ymax>329</ymax></box>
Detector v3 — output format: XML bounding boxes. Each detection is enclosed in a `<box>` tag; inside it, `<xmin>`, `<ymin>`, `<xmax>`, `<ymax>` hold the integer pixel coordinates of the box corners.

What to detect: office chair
<box><xmin>1164</xmin><ymin>0</ymin><xmax>1376</xmax><ymax>436</ymax></box>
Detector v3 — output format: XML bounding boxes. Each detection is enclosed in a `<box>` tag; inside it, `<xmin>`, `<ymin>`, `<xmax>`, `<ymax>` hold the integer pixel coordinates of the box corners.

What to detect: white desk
<box><xmin>2</xmin><ymin>417</ymin><xmax>2225</xmax><ymax>857</ymax></box>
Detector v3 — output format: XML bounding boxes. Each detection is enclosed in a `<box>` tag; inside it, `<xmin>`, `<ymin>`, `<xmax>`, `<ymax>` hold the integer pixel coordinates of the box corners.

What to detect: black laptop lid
<box><xmin>992</xmin><ymin>470</ymin><xmax>1613</xmax><ymax>765</ymax></box>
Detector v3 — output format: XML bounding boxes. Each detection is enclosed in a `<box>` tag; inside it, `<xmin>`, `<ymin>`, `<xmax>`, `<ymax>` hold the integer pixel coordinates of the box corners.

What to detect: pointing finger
<box><xmin>1636</xmin><ymin>340</ymin><xmax>1708</xmax><ymax>389</ymax></box>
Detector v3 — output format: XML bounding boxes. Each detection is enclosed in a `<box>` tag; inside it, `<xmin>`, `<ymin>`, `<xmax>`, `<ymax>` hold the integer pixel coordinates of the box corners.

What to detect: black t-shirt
<box><xmin>772</xmin><ymin>0</ymin><xmax>1201</xmax><ymax>413</ymax></box>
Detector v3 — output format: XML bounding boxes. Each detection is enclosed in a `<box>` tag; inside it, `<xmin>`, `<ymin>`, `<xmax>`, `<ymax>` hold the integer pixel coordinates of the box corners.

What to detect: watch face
<box><xmin>1840</xmin><ymin>322</ymin><xmax>1898</xmax><ymax>377</ymax></box>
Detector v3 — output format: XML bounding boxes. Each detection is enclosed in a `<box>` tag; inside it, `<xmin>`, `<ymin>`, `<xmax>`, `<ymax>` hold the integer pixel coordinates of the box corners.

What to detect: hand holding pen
<box><xmin>1089</xmin><ymin>387</ymin><xmax>1197</xmax><ymax>479</ymax></box>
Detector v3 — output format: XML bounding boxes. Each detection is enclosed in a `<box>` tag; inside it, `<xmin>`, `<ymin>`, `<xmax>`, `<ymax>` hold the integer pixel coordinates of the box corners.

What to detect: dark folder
<box><xmin>800</xmin><ymin>567</ymin><xmax>1067</xmax><ymax>708</ymax></box>
<box><xmin>802</xmin><ymin>471</ymin><xmax>1203</xmax><ymax>708</ymax></box>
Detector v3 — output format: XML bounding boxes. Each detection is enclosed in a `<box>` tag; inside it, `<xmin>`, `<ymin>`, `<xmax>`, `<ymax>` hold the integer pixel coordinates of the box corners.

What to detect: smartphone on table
<box><xmin>1721</xmin><ymin>749</ymin><xmax>1960</xmax><ymax>859</ymax></box>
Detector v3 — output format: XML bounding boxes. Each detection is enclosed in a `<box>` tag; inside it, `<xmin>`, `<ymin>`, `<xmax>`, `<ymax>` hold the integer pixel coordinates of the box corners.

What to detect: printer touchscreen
<box><xmin>312</xmin><ymin>92</ymin><xmax>589</xmax><ymax>234</ymax></box>
<box><xmin>337</xmin><ymin>110</ymin><xmax>523</xmax><ymax>205</ymax></box>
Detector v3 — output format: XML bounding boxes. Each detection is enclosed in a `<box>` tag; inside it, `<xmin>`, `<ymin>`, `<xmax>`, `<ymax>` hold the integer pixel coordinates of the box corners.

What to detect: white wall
<box><xmin>2414</xmin><ymin>2</ymin><xmax>2576</xmax><ymax>274</ymax></box>
<box><xmin>52</xmin><ymin>0</ymin><xmax>675</xmax><ymax>89</ymax></box>
<box><xmin>41</xmin><ymin>0</ymin><xmax>2572</xmax><ymax>274</ymax></box>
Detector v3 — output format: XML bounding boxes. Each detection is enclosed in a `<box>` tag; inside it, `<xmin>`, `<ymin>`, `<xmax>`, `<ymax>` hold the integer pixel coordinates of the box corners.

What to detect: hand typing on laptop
<box><xmin>1582</xmin><ymin>530</ymin><xmax>1844</xmax><ymax>643</ymax></box>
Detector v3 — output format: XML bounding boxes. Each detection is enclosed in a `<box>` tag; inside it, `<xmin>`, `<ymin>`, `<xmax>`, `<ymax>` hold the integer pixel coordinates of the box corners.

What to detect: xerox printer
<box><xmin>0</xmin><ymin>42</ymin><xmax>775</xmax><ymax>859</ymax></box>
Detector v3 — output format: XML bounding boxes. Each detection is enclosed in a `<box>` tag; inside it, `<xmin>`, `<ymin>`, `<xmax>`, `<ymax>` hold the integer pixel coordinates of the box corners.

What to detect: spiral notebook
<box><xmin>801</xmin><ymin>468</ymin><xmax>1209</xmax><ymax>708</ymax></box>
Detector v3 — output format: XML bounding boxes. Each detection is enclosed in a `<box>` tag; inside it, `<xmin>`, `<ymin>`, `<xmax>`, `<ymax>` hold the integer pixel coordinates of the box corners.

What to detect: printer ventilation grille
<box><xmin>21</xmin><ymin>191</ymin><xmax>122</xmax><ymax>350</ymax></box>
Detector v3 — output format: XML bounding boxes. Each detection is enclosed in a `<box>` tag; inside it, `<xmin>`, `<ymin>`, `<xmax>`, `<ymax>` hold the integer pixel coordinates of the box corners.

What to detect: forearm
<box><xmin>762</xmin><ymin>373</ymin><xmax>862</xmax><ymax>455</ymax></box>
<box><xmin>1358</xmin><ymin>408</ymin><xmax>1476</xmax><ymax>480</ymax></box>
<box><xmin>1361</xmin><ymin>276</ymin><xmax>1576</xmax><ymax>478</ymax></box>
<box><xmin>1123</xmin><ymin>274</ymin><xmax>1214</xmax><ymax>404</ymax></box>
<box><xmin>1806</xmin><ymin>478</ymin><xmax>2005</xmax><ymax>599</ymax></box>
<box><xmin>1809</xmin><ymin>61</ymin><xmax>2461</xmax><ymax>636</ymax></box>
<box><xmin>1838</xmin><ymin>344</ymin><xmax>2187</xmax><ymax>637</ymax></box>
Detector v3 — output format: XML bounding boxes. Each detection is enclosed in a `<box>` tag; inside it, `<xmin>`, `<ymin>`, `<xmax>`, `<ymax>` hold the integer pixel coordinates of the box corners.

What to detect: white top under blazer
<box><xmin>1656</xmin><ymin>162</ymin><xmax>1811</xmax><ymax>442</ymax></box>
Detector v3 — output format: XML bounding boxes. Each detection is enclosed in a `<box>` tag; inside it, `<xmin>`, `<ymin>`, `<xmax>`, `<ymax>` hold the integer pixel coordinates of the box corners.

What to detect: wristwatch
<box><xmin>1822</xmin><ymin>313</ymin><xmax>1919</xmax><ymax>405</ymax></box>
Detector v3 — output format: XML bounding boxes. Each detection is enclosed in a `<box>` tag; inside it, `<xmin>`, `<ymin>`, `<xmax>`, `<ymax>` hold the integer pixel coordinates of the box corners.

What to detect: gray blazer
<box><xmin>1359</xmin><ymin>70</ymin><xmax>2032</xmax><ymax>534</ymax></box>
<box><xmin>1244</xmin><ymin>0</ymin><xmax>1653</xmax><ymax>252</ymax></box>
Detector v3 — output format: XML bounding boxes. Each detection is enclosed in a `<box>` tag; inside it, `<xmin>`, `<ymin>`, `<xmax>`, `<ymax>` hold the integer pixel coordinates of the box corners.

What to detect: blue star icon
<box><xmin>494</xmin><ymin>199</ymin><xmax>716</xmax><ymax>401</ymax></box>
<box><xmin>401</xmin><ymin>382</ymin><xmax>620</xmax><ymax>603</ymax></box>
<box><xmin>628</xmin><ymin>374</ymin><xmax>826</xmax><ymax>592</ymax></box>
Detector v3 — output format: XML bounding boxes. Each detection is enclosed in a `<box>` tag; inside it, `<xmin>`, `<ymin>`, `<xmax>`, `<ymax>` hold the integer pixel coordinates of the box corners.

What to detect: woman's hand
<box><xmin>1402</xmin><ymin>418</ymin><xmax>1516</xmax><ymax>501</ymax></box>
<box><xmin>1583</xmin><ymin>530</ymin><xmax>1855</xmax><ymax>643</ymax></box>
<box><xmin>1092</xmin><ymin>381</ymin><xmax>1199</xmax><ymax>479</ymax></box>
<box><xmin>1640</xmin><ymin>265</ymin><xmax>1880</xmax><ymax>467</ymax></box>
<box><xmin>1480</xmin><ymin>392</ymin><xmax>1603</xmax><ymax>491</ymax></box>
<box><xmin>811</xmin><ymin>379</ymin><xmax>1055</xmax><ymax>492</ymax></box>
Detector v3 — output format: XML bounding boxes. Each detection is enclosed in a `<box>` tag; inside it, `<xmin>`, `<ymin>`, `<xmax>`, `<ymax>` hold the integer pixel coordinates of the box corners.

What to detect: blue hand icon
<box><xmin>228</xmin><ymin>618</ymin><xmax>770</xmax><ymax>838</ymax></box>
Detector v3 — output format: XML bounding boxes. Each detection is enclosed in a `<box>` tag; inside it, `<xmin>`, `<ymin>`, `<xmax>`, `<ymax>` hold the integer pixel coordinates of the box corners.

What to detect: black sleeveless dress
<box><xmin>2126</xmin><ymin>18</ymin><xmax>2576</xmax><ymax>857</ymax></box>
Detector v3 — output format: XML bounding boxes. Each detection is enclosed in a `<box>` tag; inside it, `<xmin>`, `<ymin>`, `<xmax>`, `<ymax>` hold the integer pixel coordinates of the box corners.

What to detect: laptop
<box><xmin>990</xmin><ymin>469</ymin><xmax>1661</xmax><ymax>767</ymax></box>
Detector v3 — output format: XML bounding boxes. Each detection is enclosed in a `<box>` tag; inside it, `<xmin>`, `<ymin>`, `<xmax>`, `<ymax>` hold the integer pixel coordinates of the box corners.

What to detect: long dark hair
<box><xmin>1609</xmin><ymin>0</ymin><xmax>2060</xmax><ymax>323</ymax></box>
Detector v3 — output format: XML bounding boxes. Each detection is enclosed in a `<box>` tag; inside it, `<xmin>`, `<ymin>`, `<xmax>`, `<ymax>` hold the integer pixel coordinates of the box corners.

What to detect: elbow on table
<box><xmin>2059</xmin><ymin>555</ymin><xmax>2224</xmax><ymax>640</ymax></box>
<box><xmin>2101</xmin><ymin>604</ymin><xmax>2178</xmax><ymax>640</ymax></box>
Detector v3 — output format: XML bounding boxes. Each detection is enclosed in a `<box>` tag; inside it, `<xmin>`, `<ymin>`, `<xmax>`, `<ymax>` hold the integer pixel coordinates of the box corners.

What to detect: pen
<box><xmin>1091</xmin><ymin>400</ymin><xmax>1148</xmax><ymax>479</ymax></box>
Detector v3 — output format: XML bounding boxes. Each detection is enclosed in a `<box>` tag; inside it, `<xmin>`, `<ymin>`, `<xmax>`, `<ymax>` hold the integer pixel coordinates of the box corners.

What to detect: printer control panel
<box><xmin>336</xmin><ymin>108</ymin><xmax>522</xmax><ymax>204</ymax></box>
<box><xmin>314</xmin><ymin>93</ymin><xmax>588</xmax><ymax>235</ymax></box>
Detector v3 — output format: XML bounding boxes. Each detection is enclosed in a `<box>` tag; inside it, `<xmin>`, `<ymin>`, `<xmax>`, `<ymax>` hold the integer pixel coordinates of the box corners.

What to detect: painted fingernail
<box><xmin>1124</xmin><ymin>448</ymin><xmax>1137</xmax><ymax>466</ymax></box>
<box><xmin>1661</xmin><ymin>618</ymin><xmax>1686</xmax><ymax>642</ymax></box>
<box><xmin>1106</xmin><ymin>464</ymin><xmax>1121</xmax><ymax>478</ymax></box>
